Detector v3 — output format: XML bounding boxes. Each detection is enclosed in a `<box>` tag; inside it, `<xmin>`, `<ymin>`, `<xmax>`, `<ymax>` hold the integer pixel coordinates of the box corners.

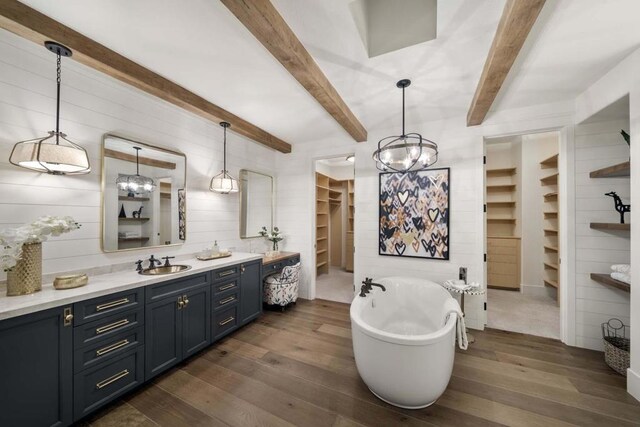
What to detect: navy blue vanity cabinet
<box><xmin>145</xmin><ymin>272</ymin><xmax>210</xmax><ymax>379</ymax></box>
<box><xmin>0</xmin><ymin>306</ymin><xmax>73</xmax><ymax>427</ymax></box>
<box><xmin>240</xmin><ymin>260</ymin><xmax>263</xmax><ymax>325</ymax></box>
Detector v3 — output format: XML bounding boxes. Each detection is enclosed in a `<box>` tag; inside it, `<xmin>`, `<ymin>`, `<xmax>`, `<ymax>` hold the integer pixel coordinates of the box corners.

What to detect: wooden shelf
<box><xmin>544</xmin><ymin>192</ymin><xmax>558</xmax><ymax>202</ymax></box>
<box><xmin>590</xmin><ymin>222</ymin><xmax>630</xmax><ymax>231</ymax></box>
<box><xmin>487</xmin><ymin>201</ymin><xmax>516</xmax><ymax>207</ymax></box>
<box><xmin>329</xmin><ymin>198</ymin><xmax>341</xmax><ymax>203</ymax></box>
<box><xmin>544</xmin><ymin>279</ymin><xmax>558</xmax><ymax>288</ymax></box>
<box><xmin>329</xmin><ymin>188</ymin><xmax>342</xmax><ymax>195</ymax></box>
<box><xmin>316</xmin><ymin>261</ymin><xmax>327</xmax><ymax>269</ymax></box>
<box><xmin>317</xmin><ymin>237</ymin><xmax>327</xmax><ymax>241</ymax></box>
<box><xmin>544</xmin><ymin>228</ymin><xmax>558</xmax><ymax>235</ymax></box>
<box><xmin>118</xmin><ymin>237</ymin><xmax>149</xmax><ymax>242</ymax></box>
<box><xmin>544</xmin><ymin>262</ymin><xmax>559</xmax><ymax>270</ymax></box>
<box><xmin>487</xmin><ymin>218</ymin><xmax>516</xmax><ymax>223</ymax></box>
<box><xmin>540</xmin><ymin>154</ymin><xmax>558</xmax><ymax>169</ymax></box>
<box><xmin>544</xmin><ymin>245</ymin><xmax>559</xmax><ymax>252</ymax></box>
<box><xmin>317</xmin><ymin>225</ymin><xmax>327</xmax><ymax>228</ymax></box>
<box><xmin>316</xmin><ymin>185</ymin><xmax>330</xmax><ymax>191</ymax></box>
<box><xmin>487</xmin><ymin>184</ymin><xmax>516</xmax><ymax>192</ymax></box>
<box><xmin>316</xmin><ymin>249</ymin><xmax>327</xmax><ymax>255</ymax></box>
<box><xmin>540</xmin><ymin>173</ymin><xmax>559</xmax><ymax>186</ymax></box>
<box><xmin>487</xmin><ymin>167</ymin><xmax>516</xmax><ymax>176</ymax></box>
<box><xmin>590</xmin><ymin>273</ymin><xmax>630</xmax><ymax>293</ymax></box>
<box><xmin>589</xmin><ymin>161</ymin><xmax>630</xmax><ymax>178</ymax></box>
<box><xmin>118</xmin><ymin>218</ymin><xmax>150</xmax><ymax>223</ymax></box>
<box><xmin>544</xmin><ymin>212</ymin><xmax>558</xmax><ymax>219</ymax></box>
<box><xmin>118</xmin><ymin>196</ymin><xmax>149</xmax><ymax>202</ymax></box>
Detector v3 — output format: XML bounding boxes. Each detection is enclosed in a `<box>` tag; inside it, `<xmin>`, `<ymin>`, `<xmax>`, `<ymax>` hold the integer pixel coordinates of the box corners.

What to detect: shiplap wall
<box><xmin>574</xmin><ymin>119</ymin><xmax>631</xmax><ymax>350</ymax></box>
<box><xmin>0</xmin><ymin>30</ymin><xmax>276</xmax><ymax>279</ymax></box>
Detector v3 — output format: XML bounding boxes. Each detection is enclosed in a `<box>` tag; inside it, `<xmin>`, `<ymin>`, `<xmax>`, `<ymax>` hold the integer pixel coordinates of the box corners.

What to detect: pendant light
<box><xmin>9</xmin><ymin>42</ymin><xmax>90</xmax><ymax>175</ymax></box>
<box><xmin>116</xmin><ymin>146</ymin><xmax>156</xmax><ymax>196</ymax></box>
<box><xmin>372</xmin><ymin>79</ymin><xmax>438</xmax><ymax>172</ymax></box>
<box><xmin>210</xmin><ymin>121</ymin><xmax>239</xmax><ymax>194</ymax></box>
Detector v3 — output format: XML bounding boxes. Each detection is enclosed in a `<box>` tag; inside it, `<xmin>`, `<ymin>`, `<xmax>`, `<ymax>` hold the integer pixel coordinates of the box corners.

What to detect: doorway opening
<box><xmin>484</xmin><ymin>131</ymin><xmax>560</xmax><ymax>339</ymax></box>
<box><xmin>314</xmin><ymin>156</ymin><xmax>355</xmax><ymax>303</ymax></box>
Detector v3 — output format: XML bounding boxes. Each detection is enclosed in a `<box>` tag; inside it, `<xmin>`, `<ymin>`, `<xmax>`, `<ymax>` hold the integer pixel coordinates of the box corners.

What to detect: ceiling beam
<box><xmin>221</xmin><ymin>0</ymin><xmax>368</xmax><ymax>142</ymax></box>
<box><xmin>466</xmin><ymin>0</ymin><xmax>546</xmax><ymax>126</ymax></box>
<box><xmin>0</xmin><ymin>0</ymin><xmax>292</xmax><ymax>153</ymax></box>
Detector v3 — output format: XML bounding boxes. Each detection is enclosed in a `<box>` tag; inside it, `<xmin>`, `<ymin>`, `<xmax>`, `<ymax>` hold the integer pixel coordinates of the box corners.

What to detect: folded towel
<box><xmin>611</xmin><ymin>272</ymin><xmax>631</xmax><ymax>285</ymax></box>
<box><xmin>611</xmin><ymin>264</ymin><xmax>631</xmax><ymax>274</ymax></box>
<box><xmin>441</xmin><ymin>298</ymin><xmax>468</xmax><ymax>350</ymax></box>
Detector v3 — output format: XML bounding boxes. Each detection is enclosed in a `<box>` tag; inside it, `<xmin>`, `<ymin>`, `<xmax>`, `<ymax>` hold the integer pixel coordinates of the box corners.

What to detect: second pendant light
<box><xmin>210</xmin><ymin>121</ymin><xmax>239</xmax><ymax>194</ymax></box>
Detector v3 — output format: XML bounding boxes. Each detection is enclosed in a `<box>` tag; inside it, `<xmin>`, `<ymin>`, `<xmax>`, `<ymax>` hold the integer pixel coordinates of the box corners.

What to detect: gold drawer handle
<box><xmin>96</xmin><ymin>298</ymin><xmax>130</xmax><ymax>312</ymax></box>
<box><xmin>218</xmin><ymin>283</ymin><xmax>236</xmax><ymax>291</ymax></box>
<box><xmin>219</xmin><ymin>316</ymin><xmax>235</xmax><ymax>326</ymax></box>
<box><xmin>219</xmin><ymin>296</ymin><xmax>236</xmax><ymax>305</ymax></box>
<box><xmin>96</xmin><ymin>319</ymin><xmax>130</xmax><ymax>334</ymax></box>
<box><xmin>96</xmin><ymin>339</ymin><xmax>130</xmax><ymax>356</ymax></box>
<box><xmin>96</xmin><ymin>369</ymin><xmax>129</xmax><ymax>389</ymax></box>
<box><xmin>219</xmin><ymin>269</ymin><xmax>236</xmax><ymax>277</ymax></box>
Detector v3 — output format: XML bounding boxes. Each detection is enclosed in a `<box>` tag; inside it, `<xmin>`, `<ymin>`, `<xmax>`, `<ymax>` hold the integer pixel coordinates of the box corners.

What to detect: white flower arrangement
<box><xmin>0</xmin><ymin>216</ymin><xmax>81</xmax><ymax>272</ymax></box>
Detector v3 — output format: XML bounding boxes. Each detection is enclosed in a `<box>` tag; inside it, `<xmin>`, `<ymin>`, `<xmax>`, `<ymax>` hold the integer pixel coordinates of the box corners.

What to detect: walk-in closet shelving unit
<box><xmin>316</xmin><ymin>172</ymin><xmax>330</xmax><ymax>276</ymax></box>
<box><xmin>486</xmin><ymin>167</ymin><xmax>521</xmax><ymax>290</ymax></box>
<box><xmin>346</xmin><ymin>179</ymin><xmax>354</xmax><ymax>272</ymax></box>
<box><xmin>540</xmin><ymin>153</ymin><xmax>560</xmax><ymax>293</ymax></box>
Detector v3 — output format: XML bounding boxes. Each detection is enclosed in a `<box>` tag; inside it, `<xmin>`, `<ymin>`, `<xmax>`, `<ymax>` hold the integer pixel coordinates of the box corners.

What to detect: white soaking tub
<box><xmin>350</xmin><ymin>276</ymin><xmax>461</xmax><ymax>409</ymax></box>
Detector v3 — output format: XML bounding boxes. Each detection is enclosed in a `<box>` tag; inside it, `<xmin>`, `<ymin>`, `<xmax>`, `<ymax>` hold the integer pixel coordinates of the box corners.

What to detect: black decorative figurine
<box><xmin>118</xmin><ymin>203</ymin><xmax>126</xmax><ymax>218</ymax></box>
<box><xmin>605</xmin><ymin>191</ymin><xmax>630</xmax><ymax>224</ymax></box>
<box><xmin>132</xmin><ymin>206</ymin><xmax>143</xmax><ymax>219</ymax></box>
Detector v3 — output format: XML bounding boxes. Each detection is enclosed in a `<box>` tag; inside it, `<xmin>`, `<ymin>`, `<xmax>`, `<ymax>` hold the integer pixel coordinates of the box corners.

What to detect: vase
<box><xmin>6</xmin><ymin>242</ymin><xmax>42</xmax><ymax>296</ymax></box>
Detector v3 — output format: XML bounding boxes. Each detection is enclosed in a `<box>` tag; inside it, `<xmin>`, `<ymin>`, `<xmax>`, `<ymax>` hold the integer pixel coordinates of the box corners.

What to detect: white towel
<box><xmin>611</xmin><ymin>264</ymin><xmax>631</xmax><ymax>274</ymax></box>
<box><xmin>442</xmin><ymin>298</ymin><xmax>468</xmax><ymax>350</ymax></box>
<box><xmin>611</xmin><ymin>272</ymin><xmax>631</xmax><ymax>285</ymax></box>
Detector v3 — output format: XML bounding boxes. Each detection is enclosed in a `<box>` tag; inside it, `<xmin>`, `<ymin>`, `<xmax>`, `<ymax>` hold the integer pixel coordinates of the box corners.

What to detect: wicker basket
<box><xmin>602</xmin><ymin>318</ymin><xmax>630</xmax><ymax>376</ymax></box>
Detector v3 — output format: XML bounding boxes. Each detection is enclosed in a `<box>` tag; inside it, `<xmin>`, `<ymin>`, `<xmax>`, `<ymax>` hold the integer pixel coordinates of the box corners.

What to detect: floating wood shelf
<box><xmin>544</xmin><ymin>192</ymin><xmax>558</xmax><ymax>202</ymax></box>
<box><xmin>487</xmin><ymin>218</ymin><xmax>516</xmax><ymax>223</ymax></box>
<box><xmin>118</xmin><ymin>237</ymin><xmax>149</xmax><ymax>242</ymax></box>
<box><xmin>486</xmin><ymin>167</ymin><xmax>516</xmax><ymax>176</ymax></box>
<box><xmin>487</xmin><ymin>184</ymin><xmax>516</xmax><ymax>192</ymax></box>
<box><xmin>544</xmin><ymin>245</ymin><xmax>559</xmax><ymax>252</ymax></box>
<box><xmin>590</xmin><ymin>273</ymin><xmax>630</xmax><ymax>293</ymax></box>
<box><xmin>487</xmin><ymin>201</ymin><xmax>516</xmax><ymax>207</ymax></box>
<box><xmin>540</xmin><ymin>173</ymin><xmax>559</xmax><ymax>186</ymax></box>
<box><xmin>590</xmin><ymin>222</ymin><xmax>630</xmax><ymax>231</ymax></box>
<box><xmin>544</xmin><ymin>212</ymin><xmax>558</xmax><ymax>219</ymax></box>
<box><xmin>118</xmin><ymin>196</ymin><xmax>150</xmax><ymax>202</ymax></box>
<box><xmin>118</xmin><ymin>218</ymin><xmax>150</xmax><ymax>223</ymax></box>
<box><xmin>589</xmin><ymin>161</ymin><xmax>630</xmax><ymax>178</ymax></box>
<box><xmin>544</xmin><ymin>279</ymin><xmax>558</xmax><ymax>288</ymax></box>
<box><xmin>544</xmin><ymin>262</ymin><xmax>559</xmax><ymax>270</ymax></box>
<box><xmin>540</xmin><ymin>153</ymin><xmax>558</xmax><ymax>169</ymax></box>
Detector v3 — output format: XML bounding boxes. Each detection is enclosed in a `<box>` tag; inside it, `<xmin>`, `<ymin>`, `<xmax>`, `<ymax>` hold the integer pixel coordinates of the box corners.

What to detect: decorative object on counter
<box><xmin>263</xmin><ymin>262</ymin><xmax>300</xmax><ymax>311</ymax></box>
<box><xmin>602</xmin><ymin>318</ymin><xmax>630</xmax><ymax>376</ymax></box>
<box><xmin>379</xmin><ymin>168</ymin><xmax>450</xmax><ymax>260</ymax></box>
<box><xmin>212</xmin><ymin>240</ymin><xmax>220</xmax><ymax>256</ymax></box>
<box><xmin>196</xmin><ymin>252</ymin><xmax>232</xmax><ymax>261</ymax></box>
<box><xmin>116</xmin><ymin>146</ymin><xmax>156</xmax><ymax>196</ymax></box>
<box><xmin>0</xmin><ymin>216</ymin><xmax>81</xmax><ymax>296</ymax></box>
<box><xmin>210</xmin><ymin>121</ymin><xmax>239</xmax><ymax>194</ymax></box>
<box><xmin>132</xmin><ymin>206</ymin><xmax>143</xmax><ymax>219</ymax></box>
<box><xmin>372</xmin><ymin>79</ymin><xmax>438</xmax><ymax>172</ymax></box>
<box><xmin>178</xmin><ymin>188</ymin><xmax>186</xmax><ymax>240</ymax></box>
<box><xmin>605</xmin><ymin>191</ymin><xmax>630</xmax><ymax>224</ymax></box>
<box><xmin>9</xmin><ymin>42</ymin><xmax>90</xmax><ymax>175</ymax></box>
<box><xmin>53</xmin><ymin>273</ymin><xmax>88</xmax><ymax>290</ymax></box>
<box><xmin>259</xmin><ymin>226</ymin><xmax>283</xmax><ymax>255</ymax></box>
<box><xmin>118</xmin><ymin>204</ymin><xmax>127</xmax><ymax>218</ymax></box>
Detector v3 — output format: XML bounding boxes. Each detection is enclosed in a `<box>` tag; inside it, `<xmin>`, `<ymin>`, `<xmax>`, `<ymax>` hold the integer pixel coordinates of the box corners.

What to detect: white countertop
<box><xmin>0</xmin><ymin>252</ymin><xmax>263</xmax><ymax>321</ymax></box>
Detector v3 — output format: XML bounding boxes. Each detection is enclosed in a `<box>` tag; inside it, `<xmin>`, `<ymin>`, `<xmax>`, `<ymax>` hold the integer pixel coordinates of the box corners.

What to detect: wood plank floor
<box><xmin>81</xmin><ymin>299</ymin><xmax>640</xmax><ymax>427</ymax></box>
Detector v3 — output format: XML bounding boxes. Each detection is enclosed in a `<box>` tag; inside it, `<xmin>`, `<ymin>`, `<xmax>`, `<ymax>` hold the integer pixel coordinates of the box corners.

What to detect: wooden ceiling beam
<box><xmin>0</xmin><ymin>0</ymin><xmax>292</xmax><ymax>153</ymax></box>
<box><xmin>466</xmin><ymin>0</ymin><xmax>546</xmax><ymax>126</ymax></box>
<box><xmin>221</xmin><ymin>0</ymin><xmax>368</xmax><ymax>142</ymax></box>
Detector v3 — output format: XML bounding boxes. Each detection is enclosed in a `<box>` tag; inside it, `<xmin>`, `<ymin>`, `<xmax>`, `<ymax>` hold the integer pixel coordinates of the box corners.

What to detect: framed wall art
<box><xmin>178</xmin><ymin>188</ymin><xmax>186</xmax><ymax>241</ymax></box>
<box><xmin>379</xmin><ymin>168</ymin><xmax>450</xmax><ymax>260</ymax></box>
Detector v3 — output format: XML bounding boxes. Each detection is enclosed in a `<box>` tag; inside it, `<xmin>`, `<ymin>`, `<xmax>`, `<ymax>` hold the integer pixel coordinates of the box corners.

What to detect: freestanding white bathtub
<box><xmin>350</xmin><ymin>276</ymin><xmax>459</xmax><ymax>409</ymax></box>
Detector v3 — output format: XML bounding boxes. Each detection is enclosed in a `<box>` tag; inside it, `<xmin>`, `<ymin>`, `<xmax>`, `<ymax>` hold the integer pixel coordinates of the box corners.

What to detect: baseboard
<box><xmin>628</xmin><ymin>368</ymin><xmax>640</xmax><ymax>402</ymax></box>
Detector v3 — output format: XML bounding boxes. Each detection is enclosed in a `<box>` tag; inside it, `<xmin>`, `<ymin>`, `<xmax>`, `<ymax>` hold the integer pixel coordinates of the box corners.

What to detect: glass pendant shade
<box><xmin>115</xmin><ymin>146</ymin><xmax>156</xmax><ymax>196</ymax></box>
<box><xmin>9</xmin><ymin>42</ymin><xmax>90</xmax><ymax>175</ymax></box>
<box><xmin>210</xmin><ymin>121</ymin><xmax>239</xmax><ymax>194</ymax></box>
<box><xmin>373</xmin><ymin>79</ymin><xmax>438</xmax><ymax>172</ymax></box>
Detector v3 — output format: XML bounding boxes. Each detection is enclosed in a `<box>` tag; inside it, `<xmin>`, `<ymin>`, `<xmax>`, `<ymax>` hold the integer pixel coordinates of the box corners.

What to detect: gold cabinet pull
<box><xmin>96</xmin><ymin>298</ymin><xmax>130</xmax><ymax>312</ymax></box>
<box><xmin>96</xmin><ymin>318</ymin><xmax>130</xmax><ymax>334</ymax></box>
<box><xmin>183</xmin><ymin>294</ymin><xmax>190</xmax><ymax>307</ymax></box>
<box><xmin>219</xmin><ymin>269</ymin><xmax>235</xmax><ymax>277</ymax></box>
<box><xmin>219</xmin><ymin>316</ymin><xmax>235</xmax><ymax>326</ymax></box>
<box><xmin>96</xmin><ymin>369</ymin><xmax>129</xmax><ymax>389</ymax></box>
<box><xmin>219</xmin><ymin>296</ymin><xmax>236</xmax><ymax>306</ymax></box>
<box><xmin>177</xmin><ymin>296</ymin><xmax>185</xmax><ymax>310</ymax></box>
<box><xmin>218</xmin><ymin>283</ymin><xmax>235</xmax><ymax>291</ymax></box>
<box><xmin>96</xmin><ymin>339</ymin><xmax>130</xmax><ymax>356</ymax></box>
<box><xmin>63</xmin><ymin>307</ymin><xmax>73</xmax><ymax>327</ymax></box>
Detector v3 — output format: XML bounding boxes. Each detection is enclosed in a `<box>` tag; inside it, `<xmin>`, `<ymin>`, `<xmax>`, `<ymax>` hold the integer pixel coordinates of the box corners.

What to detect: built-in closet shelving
<box><xmin>346</xmin><ymin>179</ymin><xmax>354</xmax><ymax>272</ymax></box>
<box><xmin>540</xmin><ymin>153</ymin><xmax>560</xmax><ymax>294</ymax></box>
<box><xmin>316</xmin><ymin>173</ymin><xmax>330</xmax><ymax>276</ymax></box>
<box><xmin>117</xmin><ymin>195</ymin><xmax>151</xmax><ymax>250</ymax></box>
<box><xmin>486</xmin><ymin>166</ymin><xmax>521</xmax><ymax>290</ymax></box>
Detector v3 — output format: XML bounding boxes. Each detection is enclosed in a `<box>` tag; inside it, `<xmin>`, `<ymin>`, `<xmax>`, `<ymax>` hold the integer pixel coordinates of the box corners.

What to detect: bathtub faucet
<box><xmin>359</xmin><ymin>278</ymin><xmax>386</xmax><ymax>297</ymax></box>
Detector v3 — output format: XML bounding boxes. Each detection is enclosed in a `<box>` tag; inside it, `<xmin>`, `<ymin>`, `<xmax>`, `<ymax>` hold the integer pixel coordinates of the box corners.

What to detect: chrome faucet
<box><xmin>359</xmin><ymin>277</ymin><xmax>386</xmax><ymax>297</ymax></box>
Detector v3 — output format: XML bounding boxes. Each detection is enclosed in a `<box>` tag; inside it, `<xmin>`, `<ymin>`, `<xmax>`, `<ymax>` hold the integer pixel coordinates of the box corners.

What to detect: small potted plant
<box><xmin>259</xmin><ymin>226</ymin><xmax>283</xmax><ymax>256</ymax></box>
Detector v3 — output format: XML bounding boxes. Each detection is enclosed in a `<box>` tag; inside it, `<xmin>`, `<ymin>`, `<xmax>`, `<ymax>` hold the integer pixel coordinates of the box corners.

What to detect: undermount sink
<box><xmin>139</xmin><ymin>265</ymin><xmax>192</xmax><ymax>275</ymax></box>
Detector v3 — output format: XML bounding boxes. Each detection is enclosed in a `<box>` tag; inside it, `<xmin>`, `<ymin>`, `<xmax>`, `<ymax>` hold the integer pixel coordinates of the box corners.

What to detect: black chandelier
<box><xmin>372</xmin><ymin>79</ymin><xmax>438</xmax><ymax>172</ymax></box>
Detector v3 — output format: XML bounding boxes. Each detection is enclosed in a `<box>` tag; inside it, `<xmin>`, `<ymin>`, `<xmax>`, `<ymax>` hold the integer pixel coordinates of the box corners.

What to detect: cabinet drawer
<box><xmin>213</xmin><ymin>288</ymin><xmax>240</xmax><ymax>311</ymax></box>
<box><xmin>263</xmin><ymin>261</ymin><xmax>283</xmax><ymax>275</ymax></box>
<box><xmin>74</xmin><ymin>288</ymin><xmax>143</xmax><ymax>326</ymax></box>
<box><xmin>74</xmin><ymin>326</ymin><xmax>143</xmax><ymax>373</ymax></box>
<box><xmin>285</xmin><ymin>256</ymin><xmax>300</xmax><ymax>266</ymax></box>
<box><xmin>146</xmin><ymin>272</ymin><xmax>209</xmax><ymax>303</ymax></box>
<box><xmin>212</xmin><ymin>265</ymin><xmax>240</xmax><ymax>282</ymax></box>
<box><xmin>213</xmin><ymin>305</ymin><xmax>238</xmax><ymax>340</ymax></box>
<box><xmin>74</xmin><ymin>347</ymin><xmax>144</xmax><ymax>420</ymax></box>
<box><xmin>213</xmin><ymin>277</ymin><xmax>239</xmax><ymax>294</ymax></box>
<box><xmin>74</xmin><ymin>308</ymin><xmax>143</xmax><ymax>349</ymax></box>
<box><xmin>487</xmin><ymin>262</ymin><xmax>518</xmax><ymax>275</ymax></box>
